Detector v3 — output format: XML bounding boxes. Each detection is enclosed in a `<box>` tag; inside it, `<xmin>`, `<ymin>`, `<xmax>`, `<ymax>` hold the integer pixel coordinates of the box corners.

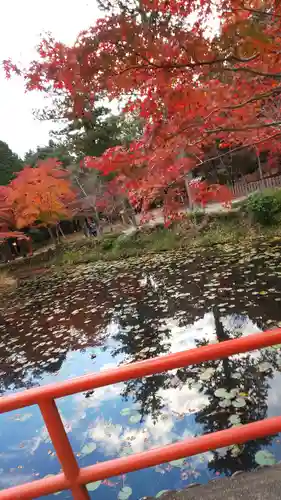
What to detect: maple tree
<box><xmin>4</xmin><ymin>0</ymin><xmax>281</xmax><ymax>219</ymax></box>
<box><xmin>6</xmin><ymin>159</ymin><xmax>76</xmax><ymax>230</ymax></box>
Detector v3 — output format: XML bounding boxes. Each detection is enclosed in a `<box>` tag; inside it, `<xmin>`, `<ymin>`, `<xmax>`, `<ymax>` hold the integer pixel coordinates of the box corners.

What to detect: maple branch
<box><xmin>225</xmin><ymin>66</ymin><xmax>281</xmax><ymax>78</ymax></box>
<box><xmin>165</xmin><ymin>132</ymin><xmax>281</xmax><ymax>193</ymax></box>
<box><xmin>223</xmin><ymin>87</ymin><xmax>281</xmax><ymax>110</ymax></box>
<box><xmin>164</xmin><ymin>87</ymin><xmax>281</xmax><ymax>143</ymax></box>
<box><xmin>194</xmin><ymin>132</ymin><xmax>281</xmax><ymax>167</ymax></box>
<box><xmin>134</xmin><ymin>52</ymin><xmax>259</xmax><ymax>71</ymax></box>
<box><xmin>230</xmin><ymin>6</ymin><xmax>281</xmax><ymax>19</ymax></box>
<box><xmin>206</xmin><ymin>120</ymin><xmax>281</xmax><ymax>134</ymax></box>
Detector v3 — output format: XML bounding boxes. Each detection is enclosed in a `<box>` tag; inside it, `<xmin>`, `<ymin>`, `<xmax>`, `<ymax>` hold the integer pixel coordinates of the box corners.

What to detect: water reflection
<box><xmin>0</xmin><ymin>246</ymin><xmax>281</xmax><ymax>498</ymax></box>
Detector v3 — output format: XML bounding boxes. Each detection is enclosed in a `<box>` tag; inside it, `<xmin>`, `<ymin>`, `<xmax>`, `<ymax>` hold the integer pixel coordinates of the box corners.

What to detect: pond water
<box><xmin>1</xmin><ymin>242</ymin><xmax>281</xmax><ymax>499</ymax></box>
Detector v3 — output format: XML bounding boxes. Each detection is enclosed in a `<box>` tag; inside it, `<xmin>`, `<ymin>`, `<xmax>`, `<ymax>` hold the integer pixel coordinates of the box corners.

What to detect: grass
<box><xmin>3</xmin><ymin>207</ymin><xmax>281</xmax><ymax>278</ymax></box>
<box><xmin>53</xmin><ymin>212</ymin><xmax>274</xmax><ymax>268</ymax></box>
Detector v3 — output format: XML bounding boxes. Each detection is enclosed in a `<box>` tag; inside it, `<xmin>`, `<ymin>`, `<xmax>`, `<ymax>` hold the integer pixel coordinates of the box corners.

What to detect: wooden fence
<box><xmin>232</xmin><ymin>175</ymin><xmax>281</xmax><ymax>198</ymax></box>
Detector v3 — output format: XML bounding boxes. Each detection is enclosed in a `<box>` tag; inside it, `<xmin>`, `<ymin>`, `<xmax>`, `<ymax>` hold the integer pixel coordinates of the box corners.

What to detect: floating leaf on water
<box><xmin>215</xmin><ymin>388</ymin><xmax>229</xmax><ymax>398</ymax></box>
<box><xmin>215</xmin><ymin>388</ymin><xmax>233</xmax><ymax>400</ymax></box>
<box><xmin>219</xmin><ymin>399</ymin><xmax>232</xmax><ymax>408</ymax></box>
<box><xmin>231</xmin><ymin>445</ymin><xmax>242</xmax><ymax>457</ymax></box>
<box><xmin>255</xmin><ymin>450</ymin><xmax>277</xmax><ymax>466</ymax></box>
<box><xmin>87</xmin><ymin>481</ymin><xmax>102</xmax><ymax>491</ymax></box>
<box><xmin>170</xmin><ymin>458</ymin><xmax>185</xmax><ymax>467</ymax></box>
<box><xmin>229</xmin><ymin>415</ymin><xmax>241</xmax><ymax>425</ymax></box>
<box><xmin>192</xmin><ymin>382</ymin><xmax>202</xmax><ymax>391</ymax></box>
<box><xmin>155</xmin><ymin>465</ymin><xmax>164</xmax><ymax>473</ymax></box>
<box><xmin>271</xmin><ymin>344</ymin><xmax>281</xmax><ymax>350</ymax></box>
<box><xmin>120</xmin><ymin>408</ymin><xmax>131</xmax><ymax>416</ymax></box>
<box><xmin>129</xmin><ymin>414</ymin><xmax>141</xmax><ymax>424</ymax></box>
<box><xmin>258</xmin><ymin>362</ymin><xmax>273</xmax><ymax>373</ymax></box>
<box><xmin>118</xmin><ymin>486</ymin><xmax>133</xmax><ymax>500</ymax></box>
<box><xmin>232</xmin><ymin>398</ymin><xmax>246</xmax><ymax>408</ymax></box>
<box><xmin>81</xmin><ymin>443</ymin><xmax>96</xmax><ymax>455</ymax></box>
<box><xmin>259</xmin><ymin>291</ymin><xmax>268</xmax><ymax>296</ymax></box>
<box><xmin>121</xmin><ymin>446</ymin><xmax>132</xmax><ymax>456</ymax></box>
<box><xmin>156</xmin><ymin>491</ymin><xmax>169</xmax><ymax>498</ymax></box>
<box><xmin>200</xmin><ymin>368</ymin><xmax>215</xmax><ymax>381</ymax></box>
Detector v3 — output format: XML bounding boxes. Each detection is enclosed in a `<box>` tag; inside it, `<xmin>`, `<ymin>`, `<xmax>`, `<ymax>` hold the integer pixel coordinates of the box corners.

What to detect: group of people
<box><xmin>0</xmin><ymin>236</ymin><xmax>32</xmax><ymax>263</ymax></box>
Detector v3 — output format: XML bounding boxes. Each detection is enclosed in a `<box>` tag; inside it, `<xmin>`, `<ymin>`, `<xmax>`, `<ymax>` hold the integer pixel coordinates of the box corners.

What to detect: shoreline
<box><xmin>145</xmin><ymin>464</ymin><xmax>281</xmax><ymax>499</ymax></box>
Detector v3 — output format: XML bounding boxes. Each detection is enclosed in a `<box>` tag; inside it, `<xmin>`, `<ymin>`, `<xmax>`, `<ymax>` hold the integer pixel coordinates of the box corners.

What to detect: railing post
<box><xmin>39</xmin><ymin>399</ymin><xmax>90</xmax><ymax>500</ymax></box>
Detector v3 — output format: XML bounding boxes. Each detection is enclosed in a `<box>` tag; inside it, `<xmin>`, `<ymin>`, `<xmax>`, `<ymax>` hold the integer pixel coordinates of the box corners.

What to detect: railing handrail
<box><xmin>1</xmin><ymin>328</ymin><xmax>281</xmax><ymax>499</ymax></box>
<box><xmin>1</xmin><ymin>328</ymin><xmax>281</xmax><ymax>414</ymax></box>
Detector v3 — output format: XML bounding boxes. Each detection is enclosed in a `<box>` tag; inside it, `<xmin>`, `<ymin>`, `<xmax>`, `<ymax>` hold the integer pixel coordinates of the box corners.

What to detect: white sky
<box><xmin>0</xmin><ymin>0</ymin><xmax>101</xmax><ymax>158</ymax></box>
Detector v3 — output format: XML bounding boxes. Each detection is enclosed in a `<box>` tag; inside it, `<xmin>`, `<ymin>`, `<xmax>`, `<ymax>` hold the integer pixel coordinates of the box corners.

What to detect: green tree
<box><xmin>24</xmin><ymin>140</ymin><xmax>72</xmax><ymax>168</ymax></box>
<box><xmin>0</xmin><ymin>140</ymin><xmax>23</xmax><ymax>185</ymax></box>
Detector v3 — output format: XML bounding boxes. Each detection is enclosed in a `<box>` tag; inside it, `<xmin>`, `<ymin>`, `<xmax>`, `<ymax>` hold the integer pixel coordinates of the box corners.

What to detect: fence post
<box><xmin>39</xmin><ymin>399</ymin><xmax>90</xmax><ymax>500</ymax></box>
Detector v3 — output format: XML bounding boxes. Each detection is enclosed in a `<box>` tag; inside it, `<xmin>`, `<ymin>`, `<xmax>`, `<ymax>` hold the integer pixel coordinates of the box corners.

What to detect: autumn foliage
<box><xmin>4</xmin><ymin>0</ymin><xmax>281</xmax><ymax>218</ymax></box>
<box><xmin>2</xmin><ymin>160</ymin><xmax>75</xmax><ymax>230</ymax></box>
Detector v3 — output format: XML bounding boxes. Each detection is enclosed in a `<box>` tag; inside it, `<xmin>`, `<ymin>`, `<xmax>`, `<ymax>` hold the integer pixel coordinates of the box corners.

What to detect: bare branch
<box><xmin>206</xmin><ymin>120</ymin><xmax>281</xmax><ymax>134</ymax></box>
<box><xmin>230</xmin><ymin>6</ymin><xmax>281</xmax><ymax>19</ymax></box>
<box><xmin>194</xmin><ymin>132</ymin><xmax>281</xmax><ymax>167</ymax></box>
<box><xmin>225</xmin><ymin>66</ymin><xmax>281</xmax><ymax>78</ymax></box>
<box><xmin>166</xmin><ymin>131</ymin><xmax>281</xmax><ymax>191</ymax></box>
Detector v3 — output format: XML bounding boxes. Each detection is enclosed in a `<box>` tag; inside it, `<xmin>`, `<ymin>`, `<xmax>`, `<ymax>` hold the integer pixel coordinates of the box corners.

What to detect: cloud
<box><xmin>0</xmin><ymin>0</ymin><xmax>101</xmax><ymax>156</ymax></box>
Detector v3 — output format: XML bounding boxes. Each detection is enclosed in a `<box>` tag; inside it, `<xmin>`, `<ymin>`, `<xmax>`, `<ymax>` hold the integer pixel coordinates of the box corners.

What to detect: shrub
<box><xmin>246</xmin><ymin>191</ymin><xmax>281</xmax><ymax>225</ymax></box>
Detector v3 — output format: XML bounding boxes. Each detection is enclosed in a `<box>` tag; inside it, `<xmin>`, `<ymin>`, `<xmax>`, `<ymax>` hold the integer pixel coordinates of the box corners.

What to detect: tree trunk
<box><xmin>255</xmin><ymin>146</ymin><xmax>263</xmax><ymax>182</ymax></box>
<box><xmin>122</xmin><ymin>198</ymin><xmax>137</xmax><ymax>227</ymax></box>
<box><xmin>185</xmin><ymin>172</ymin><xmax>194</xmax><ymax>210</ymax></box>
<box><xmin>47</xmin><ymin>226</ymin><xmax>55</xmax><ymax>244</ymax></box>
<box><xmin>57</xmin><ymin>223</ymin><xmax>65</xmax><ymax>238</ymax></box>
<box><xmin>55</xmin><ymin>224</ymin><xmax>60</xmax><ymax>242</ymax></box>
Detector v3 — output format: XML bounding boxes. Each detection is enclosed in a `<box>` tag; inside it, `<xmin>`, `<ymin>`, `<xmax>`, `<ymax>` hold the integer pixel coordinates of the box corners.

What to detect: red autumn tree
<box><xmin>4</xmin><ymin>0</ymin><xmax>281</xmax><ymax>218</ymax></box>
<box><xmin>7</xmin><ymin>159</ymin><xmax>76</xmax><ymax>231</ymax></box>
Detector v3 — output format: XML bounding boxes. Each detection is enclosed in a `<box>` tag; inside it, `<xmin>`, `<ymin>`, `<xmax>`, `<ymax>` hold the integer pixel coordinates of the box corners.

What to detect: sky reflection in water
<box><xmin>1</xmin><ymin>245</ymin><xmax>281</xmax><ymax>498</ymax></box>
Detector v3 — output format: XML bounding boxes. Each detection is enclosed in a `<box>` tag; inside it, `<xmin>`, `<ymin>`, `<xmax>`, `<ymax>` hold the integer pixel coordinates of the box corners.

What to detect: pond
<box><xmin>1</xmin><ymin>241</ymin><xmax>281</xmax><ymax>499</ymax></box>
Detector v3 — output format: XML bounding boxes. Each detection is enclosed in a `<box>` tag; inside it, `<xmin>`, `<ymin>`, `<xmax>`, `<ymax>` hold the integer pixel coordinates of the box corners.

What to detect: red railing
<box><xmin>1</xmin><ymin>328</ymin><xmax>281</xmax><ymax>499</ymax></box>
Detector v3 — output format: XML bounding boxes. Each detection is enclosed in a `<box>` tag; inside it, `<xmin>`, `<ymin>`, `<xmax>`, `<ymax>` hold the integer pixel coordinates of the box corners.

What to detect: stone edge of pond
<box><xmin>143</xmin><ymin>463</ymin><xmax>281</xmax><ymax>499</ymax></box>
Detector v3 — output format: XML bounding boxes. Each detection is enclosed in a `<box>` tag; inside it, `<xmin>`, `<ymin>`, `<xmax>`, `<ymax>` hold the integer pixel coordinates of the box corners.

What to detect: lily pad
<box><xmin>230</xmin><ymin>444</ymin><xmax>242</xmax><ymax>457</ymax></box>
<box><xmin>232</xmin><ymin>398</ymin><xmax>246</xmax><ymax>408</ymax></box>
<box><xmin>215</xmin><ymin>388</ymin><xmax>234</xmax><ymax>400</ymax></box>
<box><xmin>219</xmin><ymin>399</ymin><xmax>232</xmax><ymax>408</ymax></box>
<box><xmin>129</xmin><ymin>414</ymin><xmax>141</xmax><ymax>424</ymax></box>
<box><xmin>258</xmin><ymin>362</ymin><xmax>273</xmax><ymax>373</ymax></box>
<box><xmin>156</xmin><ymin>491</ymin><xmax>169</xmax><ymax>498</ymax></box>
<box><xmin>215</xmin><ymin>388</ymin><xmax>229</xmax><ymax>398</ymax></box>
<box><xmin>229</xmin><ymin>414</ymin><xmax>241</xmax><ymax>425</ymax></box>
<box><xmin>118</xmin><ymin>486</ymin><xmax>133</xmax><ymax>500</ymax></box>
<box><xmin>87</xmin><ymin>481</ymin><xmax>102</xmax><ymax>491</ymax></box>
<box><xmin>200</xmin><ymin>367</ymin><xmax>215</xmax><ymax>381</ymax></box>
<box><xmin>81</xmin><ymin>443</ymin><xmax>96</xmax><ymax>455</ymax></box>
<box><xmin>271</xmin><ymin>344</ymin><xmax>281</xmax><ymax>350</ymax></box>
<box><xmin>255</xmin><ymin>450</ymin><xmax>277</xmax><ymax>466</ymax></box>
<box><xmin>170</xmin><ymin>458</ymin><xmax>185</xmax><ymax>467</ymax></box>
<box><xmin>120</xmin><ymin>408</ymin><xmax>131</xmax><ymax>416</ymax></box>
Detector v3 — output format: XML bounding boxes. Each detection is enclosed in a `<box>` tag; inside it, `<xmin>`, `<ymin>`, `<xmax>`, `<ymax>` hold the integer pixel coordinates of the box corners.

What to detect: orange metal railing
<box><xmin>1</xmin><ymin>328</ymin><xmax>281</xmax><ymax>499</ymax></box>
